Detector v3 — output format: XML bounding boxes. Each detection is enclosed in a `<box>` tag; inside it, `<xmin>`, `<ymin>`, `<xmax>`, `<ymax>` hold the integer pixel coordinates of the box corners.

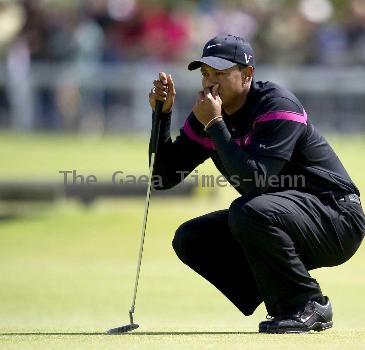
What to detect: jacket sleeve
<box><xmin>206</xmin><ymin>97</ymin><xmax>307</xmax><ymax>195</ymax></box>
<box><xmin>148</xmin><ymin>111</ymin><xmax>211</xmax><ymax>190</ymax></box>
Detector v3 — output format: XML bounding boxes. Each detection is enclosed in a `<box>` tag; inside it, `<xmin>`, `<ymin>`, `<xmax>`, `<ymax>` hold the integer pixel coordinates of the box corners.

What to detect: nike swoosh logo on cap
<box><xmin>206</xmin><ymin>44</ymin><xmax>222</xmax><ymax>49</ymax></box>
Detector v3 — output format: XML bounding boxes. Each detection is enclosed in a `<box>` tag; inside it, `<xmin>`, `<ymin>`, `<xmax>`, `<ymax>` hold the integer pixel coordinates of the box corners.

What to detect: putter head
<box><xmin>107</xmin><ymin>323</ymin><xmax>139</xmax><ymax>334</ymax></box>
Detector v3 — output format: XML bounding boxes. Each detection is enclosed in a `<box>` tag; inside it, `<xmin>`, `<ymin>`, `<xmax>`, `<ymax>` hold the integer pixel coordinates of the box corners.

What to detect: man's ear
<box><xmin>241</xmin><ymin>66</ymin><xmax>254</xmax><ymax>83</ymax></box>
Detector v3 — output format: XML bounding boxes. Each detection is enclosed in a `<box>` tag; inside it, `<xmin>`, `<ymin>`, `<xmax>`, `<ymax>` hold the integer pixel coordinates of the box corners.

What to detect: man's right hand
<box><xmin>149</xmin><ymin>72</ymin><xmax>176</xmax><ymax>114</ymax></box>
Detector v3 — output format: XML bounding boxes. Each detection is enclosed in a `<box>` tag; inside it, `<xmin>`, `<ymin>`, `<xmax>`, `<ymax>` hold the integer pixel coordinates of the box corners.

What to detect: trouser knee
<box><xmin>172</xmin><ymin>221</ymin><xmax>198</xmax><ymax>263</ymax></box>
<box><xmin>228</xmin><ymin>196</ymin><xmax>268</xmax><ymax>245</ymax></box>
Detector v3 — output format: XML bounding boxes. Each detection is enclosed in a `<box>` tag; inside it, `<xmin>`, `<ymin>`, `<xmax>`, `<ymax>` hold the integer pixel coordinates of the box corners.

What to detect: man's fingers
<box><xmin>153</xmin><ymin>80</ymin><xmax>167</xmax><ymax>98</ymax></box>
<box><xmin>203</xmin><ymin>87</ymin><xmax>211</xmax><ymax>97</ymax></box>
<box><xmin>216</xmin><ymin>94</ymin><xmax>222</xmax><ymax>105</ymax></box>
<box><xmin>194</xmin><ymin>91</ymin><xmax>205</xmax><ymax>108</ymax></box>
<box><xmin>167</xmin><ymin>74</ymin><xmax>174</xmax><ymax>88</ymax></box>
<box><xmin>167</xmin><ymin>74</ymin><xmax>176</xmax><ymax>96</ymax></box>
<box><xmin>153</xmin><ymin>73</ymin><xmax>175</xmax><ymax>100</ymax></box>
<box><xmin>202</xmin><ymin>85</ymin><xmax>220</xmax><ymax>102</ymax></box>
<box><xmin>159</xmin><ymin>72</ymin><xmax>168</xmax><ymax>85</ymax></box>
<box><xmin>150</xmin><ymin>72</ymin><xmax>175</xmax><ymax>112</ymax></box>
<box><xmin>153</xmin><ymin>80</ymin><xmax>167</xmax><ymax>91</ymax></box>
<box><xmin>212</xmin><ymin>84</ymin><xmax>219</xmax><ymax>98</ymax></box>
<box><xmin>204</xmin><ymin>87</ymin><xmax>216</xmax><ymax>101</ymax></box>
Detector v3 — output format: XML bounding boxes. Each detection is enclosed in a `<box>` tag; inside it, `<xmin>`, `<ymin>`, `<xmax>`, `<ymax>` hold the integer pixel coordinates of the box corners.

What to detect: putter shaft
<box><xmin>108</xmin><ymin>102</ymin><xmax>162</xmax><ymax>334</ymax></box>
<box><xmin>129</xmin><ymin>151</ymin><xmax>156</xmax><ymax>321</ymax></box>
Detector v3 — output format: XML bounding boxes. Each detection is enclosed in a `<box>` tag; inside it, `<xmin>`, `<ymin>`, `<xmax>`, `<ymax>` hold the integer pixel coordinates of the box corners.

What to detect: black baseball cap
<box><xmin>188</xmin><ymin>34</ymin><xmax>255</xmax><ymax>71</ymax></box>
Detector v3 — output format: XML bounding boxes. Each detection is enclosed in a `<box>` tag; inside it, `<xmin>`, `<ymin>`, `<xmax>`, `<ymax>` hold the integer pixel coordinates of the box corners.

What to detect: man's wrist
<box><xmin>204</xmin><ymin>116</ymin><xmax>223</xmax><ymax>131</ymax></box>
<box><xmin>205</xmin><ymin>118</ymin><xmax>231</xmax><ymax>147</ymax></box>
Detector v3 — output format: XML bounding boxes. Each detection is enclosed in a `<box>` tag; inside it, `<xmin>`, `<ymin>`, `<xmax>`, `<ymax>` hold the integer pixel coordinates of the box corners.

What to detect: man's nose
<box><xmin>204</xmin><ymin>82</ymin><xmax>216</xmax><ymax>92</ymax></box>
<box><xmin>207</xmin><ymin>85</ymin><xmax>215</xmax><ymax>93</ymax></box>
<box><xmin>205</xmin><ymin>75</ymin><xmax>217</xmax><ymax>85</ymax></box>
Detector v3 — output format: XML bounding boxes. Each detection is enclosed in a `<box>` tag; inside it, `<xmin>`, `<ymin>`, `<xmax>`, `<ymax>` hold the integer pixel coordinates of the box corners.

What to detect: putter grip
<box><xmin>151</xmin><ymin>100</ymin><xmax>163</xmax><ymax>155</ymax></box>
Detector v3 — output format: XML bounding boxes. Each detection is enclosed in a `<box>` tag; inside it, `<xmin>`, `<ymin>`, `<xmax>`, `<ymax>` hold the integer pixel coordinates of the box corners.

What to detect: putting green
<box><xmin>0</xmin><ymin>198</ymin><xmax>364</xmax><ymax>349</ymax></box>
<box><xmin>0</xmin><ymin>133</ymin><xmax>364</xmax><ymax>349</ymax></box>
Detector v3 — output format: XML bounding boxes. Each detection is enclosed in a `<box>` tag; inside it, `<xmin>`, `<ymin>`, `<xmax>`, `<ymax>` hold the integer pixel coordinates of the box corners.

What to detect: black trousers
<box><xmin>172</xmin><ymin>190</ymin><xmax>365</xmax><ymax>316</ymax></box>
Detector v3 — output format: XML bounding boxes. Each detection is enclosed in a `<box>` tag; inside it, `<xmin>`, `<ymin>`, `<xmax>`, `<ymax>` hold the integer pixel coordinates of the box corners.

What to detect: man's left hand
<box><xmin>193</xmin><ymin>84</ymin><xmax>222</xmax><ymax>127</ymax></box>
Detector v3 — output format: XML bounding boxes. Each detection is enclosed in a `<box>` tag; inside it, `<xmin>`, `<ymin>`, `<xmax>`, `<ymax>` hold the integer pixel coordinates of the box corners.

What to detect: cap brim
<box><xmin>188</xmin><ymin>56</ymin><xmax>237</xmax><ymax>71</ymax></box>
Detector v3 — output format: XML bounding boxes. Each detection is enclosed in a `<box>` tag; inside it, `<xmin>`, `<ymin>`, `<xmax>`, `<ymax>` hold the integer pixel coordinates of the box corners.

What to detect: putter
<box><xmin>107</xmin><ymin>100</ymin><xmax>163</xmax><ymax>335</ymax></box>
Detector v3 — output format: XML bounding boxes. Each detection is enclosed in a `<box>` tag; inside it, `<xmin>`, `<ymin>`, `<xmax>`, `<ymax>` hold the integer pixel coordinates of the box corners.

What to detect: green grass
<box><xmin>0</xmin><ymin>132</ymin><xmax>364</xmax><ymax>349</ymax></box>
<box><xmin>0</xmin><ymin>132</ymin><xmax>149</xmax><ymax>181</ymax></box>
<box><xmin>0</xmin><ymin>132</ymin><xmax>364</xmax><ymax>189</ymax></box>
<box><xmin>0</xmin><ymin>199</ymin><xmax>364</xmax><ymax>349</ymax></box>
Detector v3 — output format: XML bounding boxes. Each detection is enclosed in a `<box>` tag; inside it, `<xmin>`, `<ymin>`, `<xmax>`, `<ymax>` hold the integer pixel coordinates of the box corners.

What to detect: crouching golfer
<box><xmin>148</xmin><ymin>34</ymin><xmax>365</xmax><ymax>333</ymax></box>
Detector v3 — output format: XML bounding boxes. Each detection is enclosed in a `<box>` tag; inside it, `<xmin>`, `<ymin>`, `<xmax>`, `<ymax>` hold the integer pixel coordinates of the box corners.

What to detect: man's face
<box><xmin>200</xmin><ymin>64</ymin><xmax>246</xmax><ymax>108</ymax></box>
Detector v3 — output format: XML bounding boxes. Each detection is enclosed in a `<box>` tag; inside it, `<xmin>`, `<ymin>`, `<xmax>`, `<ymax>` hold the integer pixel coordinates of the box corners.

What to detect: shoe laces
<box><xmin>292</xmin><ymin>301</ymin><xmax>316</xmax><ymax>320</ymax></box>
<box><xmin>266</xmin><ymin>301</ymin><xmax>316</xmax><ymax>321</ymax></box>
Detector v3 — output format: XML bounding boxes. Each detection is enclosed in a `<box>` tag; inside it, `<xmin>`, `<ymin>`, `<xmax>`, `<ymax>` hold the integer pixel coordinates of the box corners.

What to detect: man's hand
<box><xmin>193</xmin><ymin>84</ymin><xmax>222</xmax><ymax>127</ymax></box>
<box><xmin>149</xmin><ymin>72</ymin><xmax>176</xmax><ymax>114</ymax></box>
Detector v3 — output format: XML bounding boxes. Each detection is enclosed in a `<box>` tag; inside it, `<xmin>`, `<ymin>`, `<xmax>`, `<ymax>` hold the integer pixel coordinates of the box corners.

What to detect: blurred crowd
<box><xmin>0</xmin><ymin>0</ymin><xmax>365</xmax><ymax>130</ymax></box>
<box><xmin>1</xmin><ymin>0</ymin><xmax>365</xmax><ymax>66</ymax></box>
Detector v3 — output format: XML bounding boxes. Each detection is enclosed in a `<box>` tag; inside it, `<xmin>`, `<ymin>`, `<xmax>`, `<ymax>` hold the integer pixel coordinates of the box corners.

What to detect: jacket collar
<box><xmin>222</xmin><ymin>80</ymin><xmax>257</xmax><ymax>132</ymax></box>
